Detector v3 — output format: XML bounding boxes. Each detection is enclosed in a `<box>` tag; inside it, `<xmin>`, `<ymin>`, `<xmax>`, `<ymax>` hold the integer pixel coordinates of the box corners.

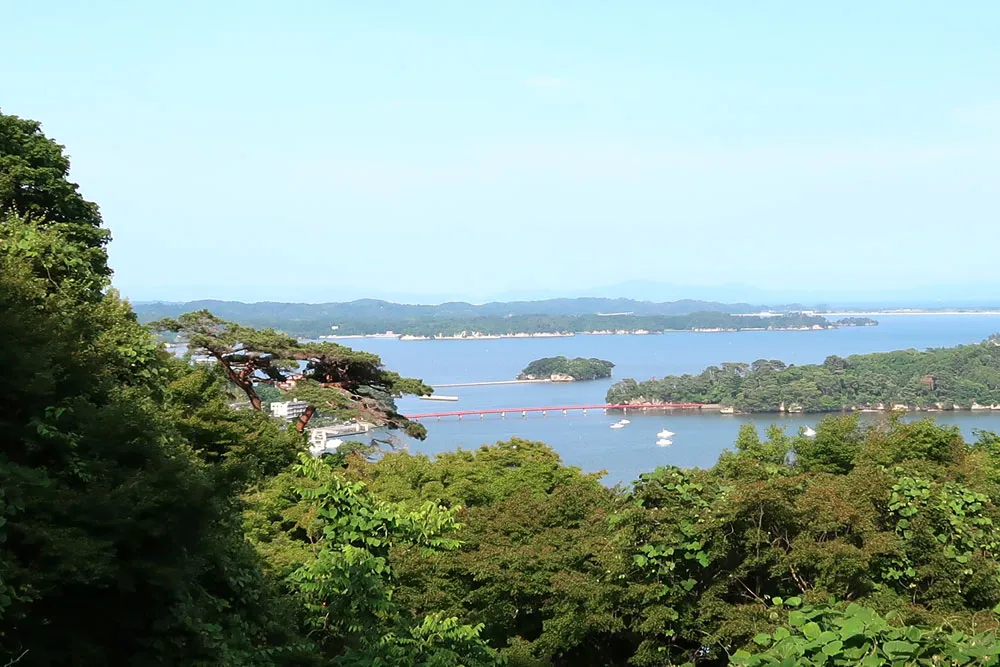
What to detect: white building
<box><xmin>309</xmin><ymin>426</ymin><xmax>349</xmax><ymax>453</ymax></box>
<box><xmin>314</xmin><ymin>421</ymin><xmax>374</xmax><ymax>438</ymax></box>
<box><xmin>308</xmin><ymin>427</ymin><xmax>345</xmax><ymax>457</ymax></box>
<box><xmin>270</xmin><ymin>400</ymin><xmax>309</xmax><ymax>421</ymax></box>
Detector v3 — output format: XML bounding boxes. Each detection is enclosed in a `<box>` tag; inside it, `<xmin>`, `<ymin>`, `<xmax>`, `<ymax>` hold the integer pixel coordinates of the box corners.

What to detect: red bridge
<box><xmin>404</xmin><ymin>403</ymin><xmax>706</xmax><ymax>420</ymax></box>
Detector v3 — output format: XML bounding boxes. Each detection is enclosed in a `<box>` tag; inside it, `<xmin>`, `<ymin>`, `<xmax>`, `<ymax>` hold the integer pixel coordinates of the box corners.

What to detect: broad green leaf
<box><xmin>882</xmin><ymin>640</ymin><xmax>918</xmax><ymax>657</ymax></box>
<box><xmin>822</xmin><ymin>640</ymin><xmax>844</xmax><ymax>656</ymax></box>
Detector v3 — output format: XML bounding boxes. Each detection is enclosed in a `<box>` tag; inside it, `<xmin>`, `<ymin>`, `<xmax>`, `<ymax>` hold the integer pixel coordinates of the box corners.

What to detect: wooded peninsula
<box><xmin>135</xmin><ymin>303</ymin><xmax>878</xmax><ymax>338</ymax></box>
<box><xmin>606</xmin><ymin>336</ymin><xmax>1000</xmax><ymax>412</ymax></box>
<box><xmin>517</xmin><ymin>356</ymin><xmax>615</xmax><ymax>381</ymax></box>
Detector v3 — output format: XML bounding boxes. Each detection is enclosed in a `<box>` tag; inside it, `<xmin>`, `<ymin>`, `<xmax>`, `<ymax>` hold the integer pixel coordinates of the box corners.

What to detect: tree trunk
<box><xmin>295</xmin><ymin>406</ymin><xmax>316</xmax><ymax>433</ymax></box>
<box><xmin>215</xmin><ymin>356</ymin><xmax>262</xmax><ymax>410</ymax></box>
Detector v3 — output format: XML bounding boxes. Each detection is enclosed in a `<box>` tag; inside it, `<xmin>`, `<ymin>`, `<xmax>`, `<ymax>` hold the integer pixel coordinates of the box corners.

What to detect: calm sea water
<box><xmin>339</xmin><ymin>315</ymin><xmax>1000</xmax><ymax>486</ymax></box>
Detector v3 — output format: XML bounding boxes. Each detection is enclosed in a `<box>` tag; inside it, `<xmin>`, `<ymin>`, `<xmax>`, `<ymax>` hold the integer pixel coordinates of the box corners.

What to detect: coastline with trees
<box><xmin>607</xmin><ymin>336</ymin><xmax>1000</xmax><ymax>414</ymax></box>
<box><xmin>137</xmin><ymin>304</ymin><xmax>878</xmax><ymax>340</ymax></box>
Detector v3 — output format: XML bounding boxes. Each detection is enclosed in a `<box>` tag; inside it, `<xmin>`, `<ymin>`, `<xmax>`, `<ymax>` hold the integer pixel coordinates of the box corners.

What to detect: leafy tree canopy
<box><xmin>0</xmin><ymin>110</ymin><xmax>108</xmax><ymax>276</ymax></box>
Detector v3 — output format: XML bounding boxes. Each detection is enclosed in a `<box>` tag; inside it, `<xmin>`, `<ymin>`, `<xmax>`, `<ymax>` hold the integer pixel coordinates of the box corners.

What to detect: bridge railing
<box><xmin>404</xmin><ymin>403</ymin><xmax>706</xmax><ymax>419</ymax></box>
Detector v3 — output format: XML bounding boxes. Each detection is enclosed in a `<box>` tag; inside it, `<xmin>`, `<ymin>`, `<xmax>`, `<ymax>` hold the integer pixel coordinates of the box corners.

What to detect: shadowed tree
<box><xmin>152</xmin><ymin>310</ymin><xmax>432</xmax><ymax>438</ymax></box>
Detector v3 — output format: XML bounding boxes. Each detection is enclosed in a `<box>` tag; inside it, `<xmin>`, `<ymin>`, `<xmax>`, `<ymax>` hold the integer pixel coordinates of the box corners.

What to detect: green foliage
<box><xmin>607</xmin><ymin>340</ymin><xmax>1000</xmax><ymax>412</ymax></box>
<box><xmin>729</xmin><ymin>603</ymin><xmax>1000</xmax><ymax>666</ymax></box>
<box><xmin>796</xmin><ymin>414</ymin><xmax>865</xmax><ymax>473</ymax></box>
<box><xmin>245</xmin><ymin>453</ymin><xmax>501</xmax><ymax>663</ymax></box>
<box><xmin>0</xmin><ymin>214</ymin><xmax>304</xmax><ymax>665</ymax></box>
<box><xmin>341</xmin><ymin>441</ymin><xmax>621</xmax><ymax>665</ymax></box>
<box><xmin>0</xmin><ymin>110</ymin><xmax>109</xmax><ymax>276</ymax></box>
<box><xmin>518</xmin><ymin>356</ymin><xmax>615</xmax><ymax>381</ymax></box>
<box><xmin>255</xmin><ymin>382</ymin><xmax>284</xmax><ymax>405</ymax></box>
<box><xmin>336</xmin><ymin>613</ymin><xmax>500</xmax><ymax>667</ymax></box>
<box><xmin>348</xmin><ymin>439</ymin><xmax>603</xmax><ymax>508</ymax></box>
<box><xmin>165</xmin><ymin>363</ymin><xmax>305</xmax><ymax>488</ymax></box>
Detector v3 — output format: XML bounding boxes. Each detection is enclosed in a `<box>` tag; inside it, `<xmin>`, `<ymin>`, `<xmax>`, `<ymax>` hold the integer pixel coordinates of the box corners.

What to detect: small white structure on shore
<box><xmin>308</xmin><ymin>429</ymin><xmax>344</xmax><ymax>457</ymax></box>
<box><xmin>803</xmin><ymin>426</ymin><xmax>817</xmax><ymax>438</ymax></box>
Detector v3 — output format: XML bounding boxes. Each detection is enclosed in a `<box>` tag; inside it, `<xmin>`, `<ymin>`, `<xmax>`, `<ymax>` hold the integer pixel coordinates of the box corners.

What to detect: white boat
<box><xmin>610</xmin><ymin>422</ymin><xmax>625</xmax><ymax>429</ymax></box>
<box><xmin>655</xmin><ymin>439</ymin><xmax>673</xmax><ymax>447</ymax></box>
<box><xmin>803</xmin><ymin>426</ymin><xmax>817</xmax><ymax>438</ymax></box>
<box><xmin>618</xmin><ymin>419</ymin><xmax>631</xmax><ymax>425</ymax></box>
<box><xmin>657</xmin><ymin>429</ymin><xmax>675</xmax><ymax>438</ymax></box>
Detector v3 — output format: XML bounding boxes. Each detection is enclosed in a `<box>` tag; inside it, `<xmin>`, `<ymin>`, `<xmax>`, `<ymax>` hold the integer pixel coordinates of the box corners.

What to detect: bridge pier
<box><xmin>583</xmin><ymin>409</ymin><xmax>587</xmax><ymax>415</ymax></box>
<box><xmin>521</xmin><ymin>410</ymin><xmax>526</xmax><ymax>418</ymax></box>
<box><xmin>562</xmin><ymin>409</ymin><xmax>567</xmax><ymax>415</ymax></box>
<box><xmin>480</xmin><ymin>413</ymin><xmax>484</xmax><ymax>419</ymax></box>
<box><xmin>542</xmin><ymin>410</ymin><xmax>546</xmax><ymax>416</ymax></box>
<box><xmin>501</xmin><ymin>412</ymin><xmax>505</xmax><ymax>419</ymax></box>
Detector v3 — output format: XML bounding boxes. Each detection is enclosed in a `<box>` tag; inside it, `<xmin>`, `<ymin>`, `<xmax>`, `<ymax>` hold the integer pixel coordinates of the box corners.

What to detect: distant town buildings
<box><xmin>270</xmin><ymin>400</ymin><xmax>309</xmax><ymax>421</ymax></box>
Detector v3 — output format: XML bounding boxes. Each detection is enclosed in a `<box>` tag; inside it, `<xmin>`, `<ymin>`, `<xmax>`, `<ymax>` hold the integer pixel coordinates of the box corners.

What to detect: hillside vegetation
<box><xmin>607</xmin><ymin>338</ymin><xmax>1000</xmax><ymax>412</ymax></box>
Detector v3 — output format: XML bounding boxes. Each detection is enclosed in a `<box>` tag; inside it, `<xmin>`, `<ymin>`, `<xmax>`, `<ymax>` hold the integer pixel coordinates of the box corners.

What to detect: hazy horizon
<box><xmin>3</xmin><ymin>2</ymin><xmax>998</xmax><ymax>304</ymax></box>
<box><xmin>127</xmin><ymin>279</ymin><xmax>1000</xmax><ymax>309</ymax></box>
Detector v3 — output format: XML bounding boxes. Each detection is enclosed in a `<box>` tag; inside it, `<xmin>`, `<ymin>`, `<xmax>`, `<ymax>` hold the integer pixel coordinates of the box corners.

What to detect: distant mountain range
<box><xmin>126</xmin><ymin>280</ymin><xmax>1000</xmax><ymax>310</ymax></box>
<box><xmin>485</xmin><ymin>281</ymin><xmax>1000</xmax><ymax>308</ymax></box>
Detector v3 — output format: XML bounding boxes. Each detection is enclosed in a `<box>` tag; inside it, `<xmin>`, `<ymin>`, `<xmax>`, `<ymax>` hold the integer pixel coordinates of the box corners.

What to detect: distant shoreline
<box><xmin>820</xmin><ymin>311</ymin><xmax>1000</xmax><ymax>317</ymax></box>
<box><xmin>316</xmin><ymin>324</ymin><xmax>875</xmax><ymax>341</ymax></box>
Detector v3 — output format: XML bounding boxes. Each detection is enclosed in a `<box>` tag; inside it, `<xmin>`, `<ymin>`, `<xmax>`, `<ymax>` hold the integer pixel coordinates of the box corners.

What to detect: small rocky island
<box><xmin>518</xmin><ymin>356</ymin><xmax>615</xmax><ymax>382</ymax></box>
<box><xmin>834</xmin><ymin>317</ymin><xmax>878</xmax><ymax>327</ymax></box>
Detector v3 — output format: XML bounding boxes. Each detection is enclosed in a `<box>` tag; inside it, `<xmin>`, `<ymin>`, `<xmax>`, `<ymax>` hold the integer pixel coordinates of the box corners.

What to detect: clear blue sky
<box><xmin>3</xmin><ymin>2</ymin><xmax>998</xmax><ymax>303</ymax></box>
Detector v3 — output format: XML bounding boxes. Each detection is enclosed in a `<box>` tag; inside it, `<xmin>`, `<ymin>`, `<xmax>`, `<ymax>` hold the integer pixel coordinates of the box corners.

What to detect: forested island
<box><xmin>518</xmin><ymin>356</ymin><xmax>615</xmax><ymax>381</ymax></box>
<box><xmin>606</xmin><ymin>336</ymin><xmax>1000</xmax><ymax>412</ymax></box>
<box><xmin>138</xmin><ymin>306</ymin><xmax>876</xmax><ymax>339</ymax></box>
